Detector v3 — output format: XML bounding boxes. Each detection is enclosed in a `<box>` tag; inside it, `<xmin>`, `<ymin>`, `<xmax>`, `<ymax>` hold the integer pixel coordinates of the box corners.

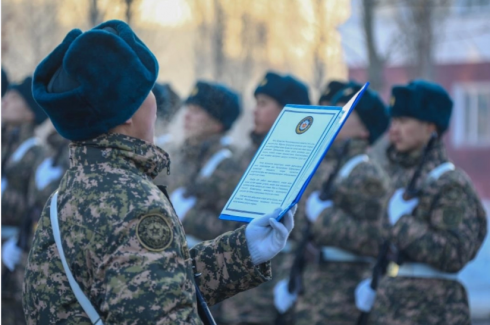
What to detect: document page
<box><xmin>220</xmin><ymin>83</ymin><xmax>368</xmax><ymax>222</ymax></box>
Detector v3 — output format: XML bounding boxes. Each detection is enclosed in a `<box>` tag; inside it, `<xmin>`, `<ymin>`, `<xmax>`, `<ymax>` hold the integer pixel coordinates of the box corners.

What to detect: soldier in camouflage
<box><xmin>218</xmin><ymin>71</ymin><xmax>310</xmax><ymax>325</ymax></box>
<box><xmin>278</xmin><ymin>83</ymin><xmax>391</xmax><ymax>325</ymax></box>
<box><xmin>162</xmin><ymin>81</ymin><xmax>242</xmax><ymax>246</ymax></box>
<box><xmin>1</xmin><ymin>76</ymin><xmax>47</xmax><ymax>325</ymax></box>
<box><xmin>365</xmin><ymin>80</ymin><xmax>487</xmax><ymax>325</ymax></box>
<box><xmin>23</xmin><ymin>20</ymin><xmax>296</xmax><ymax>324</ymax></box>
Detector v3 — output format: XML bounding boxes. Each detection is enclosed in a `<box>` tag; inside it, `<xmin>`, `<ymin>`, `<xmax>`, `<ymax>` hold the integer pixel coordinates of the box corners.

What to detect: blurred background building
<box><xmin>1</xmin><ymin>0</ymin><xmax>489</xmax><ymax>322</ymax></box>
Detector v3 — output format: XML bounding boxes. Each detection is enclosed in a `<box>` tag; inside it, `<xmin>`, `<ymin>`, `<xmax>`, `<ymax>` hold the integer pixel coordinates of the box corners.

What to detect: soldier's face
<box><xmin>253</xmin><ymin>94</ymin><xmax>282</xmax><ymax>135</ymax></box>
<box><xmin>184</xmin><ymin>104</ymin><xmax>223</xmax><ymax>140</ymax></box>
<box><xmin>130</xmin><ymin>91</ymin><xmax>157</xmax><ymax>143</ymax></box>
<box><xmin>1</xmin><ymin>90</ymin><xmax>35</xmax><ymax>125</ymax></box>
<box><xmin>389</xmin><ymin>117</ymin><xmax>436</xmax><ymax>152</ymax></box>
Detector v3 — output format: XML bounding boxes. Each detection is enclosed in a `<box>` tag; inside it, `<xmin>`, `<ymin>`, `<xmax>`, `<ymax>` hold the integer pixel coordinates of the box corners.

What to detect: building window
<box><xmin>453</xmin><ymin>82</ymin><xmax>490</xmax><ymax>147</ymax></box>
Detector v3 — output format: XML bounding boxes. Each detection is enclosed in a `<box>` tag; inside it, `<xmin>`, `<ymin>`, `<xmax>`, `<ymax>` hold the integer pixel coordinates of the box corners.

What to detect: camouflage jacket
<box><xmin>310</xmin><ymin>139</ymin><xmax>390</xmax><ymax>257</ymax></box>
<box><xmin>2</xmin><ymin>124</ymin><xmax>45</xmax><ymax>227</ymax></box>
<box><xmin>161</xmin><ymin>135</ymin><xmax>240</xmax><ymax>241</ymax></box>
<box><xmin>368</xmin><ymin>141</ymin><xmax>487</xmax><ymax>325</ymax></box>
<box><xmin>23</xmin><ymin>133</ymin><xmax>271</xmax><ymax>325</ymax></box>
<box><xmin>293</xmin><ymin>139</ymin><xmax>390</xmax><ymax>324</ymax></box>
<box><xmin>384</xmin><ymin>141</ymin><xmax>487</xmax><ymax>272</ymax></box>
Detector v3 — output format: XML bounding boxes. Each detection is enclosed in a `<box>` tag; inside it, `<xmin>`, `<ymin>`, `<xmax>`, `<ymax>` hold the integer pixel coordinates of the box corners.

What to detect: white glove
<box><xmin>388</xmin><ymin>188</ymin><xmax>419</xmax><ymax>225</ymax></box>
<box><xmin>355</xmin><ymin>278</ymin><xmax>377</xmax><ymax>312</ymax></box>
<box><xmin>306</xmin><ymin>191</ymin><xmax>333</xmax><ymax>223</ymax></box>
<box><xmin>274</xmin><ymin>278</ymin><xmax>298</xmax><ymax>314</ymax></box>
<box><xmin>2</xmin><ymin>237</ymin><xmax>22</xmax><ymax>271</ymax></box>
<box><xmin>170</xmin><ymin>187</ymin><xmax>196</xmax><ymax>221</ymax></box>
<box><xmin>245</xmin><ymin>205</ymin><xmax>297</xmax><ymax>265</ymax></box>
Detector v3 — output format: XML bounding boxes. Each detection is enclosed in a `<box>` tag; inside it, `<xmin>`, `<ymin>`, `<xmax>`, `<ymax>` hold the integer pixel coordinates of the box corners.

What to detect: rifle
<box><xmin>356</xmin><ymin>132</ymin><xmax>438</xmax><ymax>325</ymax></box>
<box><xmin>275</xmin><ymin>139</ymin><xmax>351</xmax><ymax>325</ymax></box>
<box><xmin>195</xmin><ymin>282</ymin><xmax>217</xmax><ymax>325</ymax></box>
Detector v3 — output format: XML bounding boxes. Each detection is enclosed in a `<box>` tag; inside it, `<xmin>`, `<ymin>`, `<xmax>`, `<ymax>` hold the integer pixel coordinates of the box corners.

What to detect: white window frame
<box><xmin>452</xmin><ymin>82</ymin><xmax>490</xmax><ymax>148</ymax></box>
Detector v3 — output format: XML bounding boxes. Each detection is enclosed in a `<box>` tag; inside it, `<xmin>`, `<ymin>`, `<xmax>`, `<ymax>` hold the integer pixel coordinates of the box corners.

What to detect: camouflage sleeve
<box><xmin>311</xmin><ymin>162</ymin><xmax>389</xmax><ymax>257</ymax></box>
<box><xmin>391</xmin><ymin>177</ymin><xmax>487</xmax><ymax>273</ymax></box>
<box><xmin>183</xmin><ymin>208</ymin><xmax>242</xmax><ymax>241</ymax></box>
<box><xmin>190</xmin><ymin>226</ymin><xmax>272</xmax><ymax>306</ymax></box>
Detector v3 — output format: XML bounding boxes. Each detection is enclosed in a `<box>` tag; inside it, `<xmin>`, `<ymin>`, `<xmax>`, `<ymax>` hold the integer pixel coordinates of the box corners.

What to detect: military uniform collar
<box><xmin>326</xmin><ymin>138</ymin><xmax>369</xmax><ymax>163</ymax></box>
<box><xmin>46</xmin><ymin>131</ymin><xmax>69</xmax><ymax>150</ymax></box>
<box><xmin>69</xmin><ymin>133</ymin><xmax>170</xmax><ymax>179</ymax></box>
<box><xmin>249</xmin><ymin>131</ymin><xmax>266</xmax><ymax>148</ymax></box>
<box><xmin>386</xmin><ymin>139</ymin><xmax>447</xmax><ymax>169</ymax></box>
<box><xmin>182</xmin><ymin>133</ymin><xmax>227</xmax><ymax>160</ymax></box>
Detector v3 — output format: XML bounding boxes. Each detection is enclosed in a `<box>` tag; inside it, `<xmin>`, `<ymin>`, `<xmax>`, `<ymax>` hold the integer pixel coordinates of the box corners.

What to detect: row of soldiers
<box><xmin>1</xmin><ymin>71</ymin><xmax>70</xmax><ymax>325</ymax></box>
<box><xmin>2</xmin><ymin>19</ymin><xmax>488</xmax><ymax>325</ymax></box>
<box><xmin>154</xmin><ymin>73</ymin><xmax>487</xmax><ymax>325</ymax></box>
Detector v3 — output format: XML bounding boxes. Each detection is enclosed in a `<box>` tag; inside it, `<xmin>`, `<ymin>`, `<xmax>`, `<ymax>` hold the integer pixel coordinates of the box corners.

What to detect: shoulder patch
<box><xmin>136</xmin><ymin>214</ymin><xmax>173</xmax><ymax>251</ymax></box>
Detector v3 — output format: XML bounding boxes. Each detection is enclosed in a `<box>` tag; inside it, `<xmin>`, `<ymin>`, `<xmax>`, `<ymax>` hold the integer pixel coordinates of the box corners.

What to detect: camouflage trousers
<box><xmin>217</xmin><ymin>251</ymin><xmax>294</xmax><ymax>325</ymax></box>
<box><xmin>294</xmin><ymin>261</ymin><xmax>371</xmax><ymax>325</ymax></box>
<box><xmin>369</xmin><ymin>276</ymin><xmax>471</xmax><ymax>325</ymax></box>
<box><xmin>2</xmin><ymin>253</ymin><xmax>27</xmax><ymax>325</ymax></box>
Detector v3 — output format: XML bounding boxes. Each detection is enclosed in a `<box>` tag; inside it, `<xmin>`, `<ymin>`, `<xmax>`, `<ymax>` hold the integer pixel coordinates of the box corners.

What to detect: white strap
<box><xmin>50</xmin><ymin>192</ymin><xmax>104</xmax><ymax>325</ymax></box>
<box><xmin>338</xmin><ymin>154</ymin><xmax>369</xmax><ymax>179</ymax></box>
<box><xmin>11</xmin><ymin>137</ymin><xmax>40</xmax><ymax>163</ymax></box>
<box><xmin>396</xmin><ymin>262</ymin><xmax>459</xmax><ymax>280</ymax></box>
<box><xmin>220</xmin><ymin>136</ymin><xmax>232</xmax><ymax>146</ymax></box>
<box><xmin>321</xmin><ymin>246</ymin><xmax>374</xmax><ymax>263</ymax></box>
<box><xmin>427</xmin><ymin>162</ymin><xmax>455</xmax><ymax>182</ymax></box>
<box><xmin>199</xmin><ymin>148</ymin><xmax>232</xmax><ymax>179</ymax></box>
<box><xmin>35</xmin><ymin>157</ymin><xmax>64</xmax><ymax>190</ymax></box>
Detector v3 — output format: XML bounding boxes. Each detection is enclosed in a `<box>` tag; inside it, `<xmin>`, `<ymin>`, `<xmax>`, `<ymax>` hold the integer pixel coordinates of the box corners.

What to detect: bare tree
<box><xmin>124</xmin><ymin>0</ymin><xmax>139</xmax><ymax>25</ymax></box>
<box><xmin>212</xmin><ymin>0</ymin><xmax>226</xmax><ymax>82</ymax></box>
<box><xmin>312</xmin><ymin>0</ymin><xmax>328</xmax><ymax>93</ymax></box>
<box><xmin>190</xmin><ymin>0</ymin><xmax>211</xmax><ymax>79</ymax></box>
<box><xmin>395</xmin><ymin>0</ymin><xmax>451</xmax><ymax>80</ymax></box>
<box><xmin>88</xmin><ymin>0</ymin><xmax>103</xmax><ymax>27</ymax></box>
<box><xmin>362</xmin><ymin>0</ymin><xmax>385</xmax><ymax>91</ymax></box>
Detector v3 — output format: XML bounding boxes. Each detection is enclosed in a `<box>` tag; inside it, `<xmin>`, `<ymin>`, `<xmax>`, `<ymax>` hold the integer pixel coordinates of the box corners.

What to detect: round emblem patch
<box><xmin>296</xmin><ymin>116</ymin><xmax>314</xmax><ymax>134</ymax></box>
<box><xmin>136</xmin><ymin>214</ymin><xmax>173</xmax><ymax>251</ymax></box>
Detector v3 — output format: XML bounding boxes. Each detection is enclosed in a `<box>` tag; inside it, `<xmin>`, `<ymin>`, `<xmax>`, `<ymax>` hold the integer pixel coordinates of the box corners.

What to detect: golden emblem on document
<box><xmin>296</xmin><ymin>116</ymin><xmax>314</xmax><ymax>134</ymax></box>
